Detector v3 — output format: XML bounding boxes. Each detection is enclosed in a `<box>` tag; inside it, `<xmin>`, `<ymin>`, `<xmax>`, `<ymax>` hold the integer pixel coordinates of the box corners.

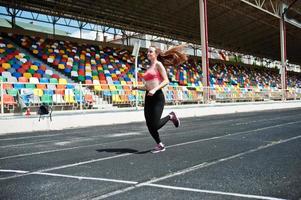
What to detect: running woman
<box><xmin>133</xmin><ymin>45</ymin><xmax>187</xmax><ymax>153</ymax></box>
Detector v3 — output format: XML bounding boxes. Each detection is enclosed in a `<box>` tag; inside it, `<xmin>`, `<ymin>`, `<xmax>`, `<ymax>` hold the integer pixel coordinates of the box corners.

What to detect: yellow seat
<box><xmin>112</xmin><ymin>94</ymin><xmax>121</xmax><ymax>103</ymax></box>
<box><xmin>94</xmin><ymin>85</ymin><xmax>101</xmax><ymax>91</ymax></box>
<box><xmin>7</xmin><ymin>44</ymin><xmax>14</xmax><ymax>48</ymax></box>
<box><xmin>58</xmin><ymin>64</ymin><xmax>65</xmax><ymax>70</ymax></box>
<box><xmin>33</xmin><ymin>88</ymin><xmax>43</xmax><ymax>97</ymax></box>
<box><xmin>2</xmin><ymin>63</ymin><xmax>11</xmax><ymax>69</ymax></box>
<box><xmin>92</xmin><ymin>76</ymin><xmax>99</xmax><ymax>80</ymax></box>
<box><xmin>58</xmin><ymin>78</ymin><xmax>67</xmax><ymax>85</ymax></box>
<box><xmin>33</xmin><ymin>49</ymin><xmax>39</xmax><ymax>54</ymax></box>
<box><xmin>23</xmin><ymin>73</ymin><xmax>32</xmax><ymax>79</ymax></box>
<box><xmin>64</xmin><ymin>95</ymin><xmax>75</xmax><ymax>103</ymax></box>
<box><xmin>30</xmin><ymin>65</ymin><xmax>38</xmax><ymax>71</ymax></box>
<box><xmin>109</xmin><ymin>85</ymin><xmax>116</xmax><ymax>91</ymax></box>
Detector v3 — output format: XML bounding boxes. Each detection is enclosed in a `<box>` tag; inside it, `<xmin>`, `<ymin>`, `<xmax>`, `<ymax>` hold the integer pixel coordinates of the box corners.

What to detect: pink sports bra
<box><xmin>143</xmin><ymin>67</ymin><xmax>163</xmax><ymax>81</ymax></box>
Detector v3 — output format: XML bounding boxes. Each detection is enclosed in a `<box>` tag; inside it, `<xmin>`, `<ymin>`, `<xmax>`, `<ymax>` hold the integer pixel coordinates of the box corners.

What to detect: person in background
<box><xmin>133</xmin><ymin>45</ymin><xmax>187</xmax><ymax>153</ymax></box>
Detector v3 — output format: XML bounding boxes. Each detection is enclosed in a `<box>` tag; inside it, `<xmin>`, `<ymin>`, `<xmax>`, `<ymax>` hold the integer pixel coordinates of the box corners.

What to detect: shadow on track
<box><xmin>96</xmin><ymin>148</ymin><xmax>150</xmax><ymax>154</ymax></box>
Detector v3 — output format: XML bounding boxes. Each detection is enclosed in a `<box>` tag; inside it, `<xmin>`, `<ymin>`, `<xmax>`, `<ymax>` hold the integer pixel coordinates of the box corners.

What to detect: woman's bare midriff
<box><xmin>145</xmin><ymin>79</ymin><xmax>161</xmax><ymax>91</ymax></box>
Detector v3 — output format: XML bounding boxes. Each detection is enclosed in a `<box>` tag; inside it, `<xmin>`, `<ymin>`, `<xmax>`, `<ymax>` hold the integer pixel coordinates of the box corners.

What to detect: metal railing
<box><xmin>1</xmin><ymin>81</ymin><xmax>301</xmax><ymax>115</ymax></box>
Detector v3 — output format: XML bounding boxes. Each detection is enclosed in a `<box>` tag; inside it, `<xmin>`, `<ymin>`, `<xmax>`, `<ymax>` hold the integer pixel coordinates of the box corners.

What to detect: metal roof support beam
<box><xmin>77</xmin><ymin>21</ymin><xmax>87</xmax><ymax>39</ymax></box>
<box><xmin>51</xmin><ymin>16</ymin><xmax>60</xmax><ymax>36</ymax></box>
<box><xmin>199</xmin><ymin>0</ymin><xmax>209</xmax><ymax>103</ymax></box>
<box><xmin>280</xmin><ymin>3</ymin><xmax>287</xmax><ymax>101</ymax></box>
<box><xmin>6</xmin><ymin>7</ymin><xmax>20</xmax><ymax>28</ymax></box>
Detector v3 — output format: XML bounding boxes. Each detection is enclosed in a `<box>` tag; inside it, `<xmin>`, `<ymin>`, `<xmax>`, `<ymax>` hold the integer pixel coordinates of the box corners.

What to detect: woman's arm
<box><xmin>132</xmin><ymin>85</ymin><xmax>146</xmax><ymax>91</ymax></box>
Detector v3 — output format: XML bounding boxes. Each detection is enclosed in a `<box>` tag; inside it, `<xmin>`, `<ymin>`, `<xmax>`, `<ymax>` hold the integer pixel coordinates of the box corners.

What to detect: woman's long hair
<box><xmin>153</xmin><ymin>45</ymin><xmax>188</xmax><ymax>66</ymax></box>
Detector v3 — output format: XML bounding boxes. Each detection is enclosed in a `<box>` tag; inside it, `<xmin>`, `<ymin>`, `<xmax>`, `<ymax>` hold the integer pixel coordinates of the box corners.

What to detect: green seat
<box><xmin>41</xmin><ymin>95</ymin><xmax>53</xmax><ymax>104</ymax></box>
<box><xmin>92</xmin><ymin>71</ymin><xmax>98</xmax><ymax>76</ymax></box>
<box><xmin>7</xmin><ymin>88</ymin><xmax>18</xmax><ymax>96</ymax></box>
<box><xmin>26</xmin><ymin>83</ymin><xmax>36</xmax><ymax>89</ymax></box>
<box><xmin>50</xmin><ymin>78</ymin><xmax>58</xmax><ymax>84</ymax></box>
<box><xmin>111</xmin><ymin>91</ymin><xmax>118</xmax><ymax>95</ymax></box>
<box><xmin>0</xmin><ymin>76</ymin><xmax>6</xmax><ymax>82</ymax></box>
<box><xmin>78</xmin><ymin>75</ymin><xmax>85</xmax><ymax>82</ymax></box>
<box><xmin>74</xmin><ymin>89</ymin><xmax>81</xmax><ymax>95</ymax></box>
<box><xmin>28</xmin><ymin>68</ymin><xmax>35</xmax><ymax>75</ymax></box>
<box><xmin>116</xmin><ymin>85</ymin><xmax>123</xmax><ymax>90</ymax></box>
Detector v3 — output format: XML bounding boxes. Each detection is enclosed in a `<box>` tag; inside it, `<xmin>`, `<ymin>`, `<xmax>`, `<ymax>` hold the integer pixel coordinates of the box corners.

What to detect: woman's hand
<box><xmin>147</xmin><ymin>88</ymin><xmax>156</xmax><ymax>96</ymax></box>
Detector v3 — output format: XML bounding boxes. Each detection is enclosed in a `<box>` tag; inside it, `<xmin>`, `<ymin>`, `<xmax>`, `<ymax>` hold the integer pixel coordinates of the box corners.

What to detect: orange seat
<box><xmin>85</xmin><ymin>80</ymin><xmax>93</xmax><ymax>85</ymax></box>
<box><xmin>55</xmin><ymin>89</ymin><xmax>65</xmax><ymax>95</ymax></box>
<box><xmin>36</xmin><ymin>84</ymin><xmax>46</xmax><ymax>90</ymax></box>
<box><xmin>84</xmin><ymin>94</ymin><xmax>93</xmax><ymax>103</ymax></box>
<box><xmin>57</xmin><ymin>84</ymin><xmax>66</xmax><ymax>90</ymax></box>
<box><xmin>3</xmin><ymin>94</ymin><xmax>17</xmax><ymax>105</ymax></box>
<box><xmin>18</xmin><ymin>77</ymin><xmax>28</xmax><ymax>83</ymax></box>
<box><xmin>123</xmin><ymin>85</ymin><xmax>131</xmax><ymax>91</ymax></box>
<box><xmin>3</xmin><ymin>83</ymin><xmax>13</xmax><ymax>89</ymax></box>
<box><xmin>101</xmin><ymin>85</ymin><xmax>109</xmax><ymax>90</ymax></box>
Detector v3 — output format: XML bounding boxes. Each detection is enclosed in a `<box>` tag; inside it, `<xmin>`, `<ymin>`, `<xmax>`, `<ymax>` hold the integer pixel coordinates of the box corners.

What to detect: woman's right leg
<box><xmin>144</xmin><ymin>96</ymin><xmax>162</xmax><ymax>144</ymax></box>
<box><xmin>144</xmin><ymin>90</ymin><xmax>169</xmax><ymax>144</ymax></box>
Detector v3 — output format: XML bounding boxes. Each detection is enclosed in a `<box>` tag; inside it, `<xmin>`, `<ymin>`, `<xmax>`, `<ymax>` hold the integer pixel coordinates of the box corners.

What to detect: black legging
<box><xmin>144</xmin><ymin>89</ymin><xmax>170</xmax><ymax>144</ymax></box>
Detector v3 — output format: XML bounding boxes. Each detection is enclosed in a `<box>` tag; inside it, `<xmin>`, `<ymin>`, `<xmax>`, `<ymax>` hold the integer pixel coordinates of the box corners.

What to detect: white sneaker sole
<box><xmin>151</xmin><ymin>148</ymin><xmax>166</xmax><ymax>153</ymax></box>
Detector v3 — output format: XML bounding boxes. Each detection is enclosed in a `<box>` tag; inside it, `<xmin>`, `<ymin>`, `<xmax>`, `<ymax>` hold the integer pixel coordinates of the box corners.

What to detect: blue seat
<box><xmin>40</xmin><ymin>78</ymin><xmax>49</xmax><ymax>83</ymax></box>
<box><xmin>75</xmin><ymin>94</ymin><xmax>84</xmax><ymax>103</ymax></box>
<box><xmin>43</xmin><ymin>89</ymin><xmax>54</xmax><ymax>95</ymax></box>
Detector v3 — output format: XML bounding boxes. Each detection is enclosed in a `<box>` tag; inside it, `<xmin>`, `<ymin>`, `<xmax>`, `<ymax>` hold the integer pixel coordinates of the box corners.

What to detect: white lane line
<box><xmin>2</xmin><ymin>120</ymin><xmax>300</xmax><ymax>160</ymax></box>
<box><xmin>0</xmin><ymin>134</ymin><xmax>146</xmax><ymax>160</ymax></box>
<box><xmin>91</xmin><ymin>134</ymin><xmax>301</xmax><ymax>199</ymax></box>
<box><xmin>105</xmin><ymin>132</ymin><xmax>142</xmax><ymax>138</ymax></box>
<box><xmin>145</xmin><ymin>184</ymin><xmax>286</xmax><ymax>200</ymax></box>
<box><xmin>33</xmin><ymin>172</ymin><xmax>138</xmax><ymax>185</ymax></box>
<box><xmin>1</xmin><ymin>120</ymin><xmax>300</xmax><ymax>180</ymax></box>
<box><xmin>0</xmin><ymin>169</ymin><xmax>287</xmax><ymax>200</ymax></box>
<box><xmin>0</xmin><ymin>169</ymin><xmax>29</xmax><ymax>174</ymax></box>
<box><xmin>166</xmin><ymin>120</ymin><xmax>301</xmax><ymax>149</ymax></box>
<box><xmin>0</xmin><ymin>132</ymin><xmax>144</xmax><ymax>148</ymax></box>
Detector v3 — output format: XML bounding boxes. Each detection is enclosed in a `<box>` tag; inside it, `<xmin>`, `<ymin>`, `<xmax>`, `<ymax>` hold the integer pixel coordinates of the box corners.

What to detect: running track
<box><xmin>0</xmin><ymin>108</ymin><xmax>301</xmax><ymax>200</ymax></box>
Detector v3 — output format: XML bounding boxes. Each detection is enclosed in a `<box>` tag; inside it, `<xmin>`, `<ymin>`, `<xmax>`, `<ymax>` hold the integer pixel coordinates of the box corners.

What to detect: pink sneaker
<box><xmin>151</xmin><ymin>144</ymin><xmax>166</xmax><ymax>153</ymax></box>
<box><xmin>170</xmin><ymin>111</ymin><xmax>180</xmax><ymax>128</ymax></box>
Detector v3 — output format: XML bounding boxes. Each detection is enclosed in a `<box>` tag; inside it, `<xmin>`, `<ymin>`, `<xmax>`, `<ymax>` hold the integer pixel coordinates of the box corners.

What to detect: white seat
<box><xmin>29</xmin><ymin>95</ymin><xmax>41</xmax><ymax>104</ymax></box>
<box><xmin>45</xmin><ymin>69</ymin><xmax>53</xmax><ymax>76</ymax></box>
<box><xmin>52</xmin><ymin>94</ymin><xmax>65</xmax><ymax>104</ymax></box>
<box><xmin>7</xmin><ymin>76</ymin><xmax>18</xmax><ymax>83</ymax></box>
<box><xmin>29</xmin><ymin>77</ymin><xmax>39</xmax><ymax>84</ymax></box>
<box><xmin>20</xmin><ymin>88</ymin><xmax>34</xmax><ymax>95</ymax></box>
<box><xmin>47</xmin><ymin>84</ymin><xmax>56</xmax><ymax>90</ymax></box>
<box><xmin>47</xmin><ymin>58</ymin><xmax>54</xmax><ymax>63</ymax></box>
<box><xmin>93</xmin><ymin>80</ymin><xmax>100</xmax><ymax>85</ymax></box>
<box><xmin>2</xmin><ymin>71</ymin><xmax>11</xmax><ymax>79</ymax></box>
<box><xmin>65</xmin><ymin>89</ymin><xmax>74</xmax><ymax>96</ymax></box>
<box><xmin>71</xmin><ymin>71</ymin><xmax>78</xmax><ymax>77</ymax></box>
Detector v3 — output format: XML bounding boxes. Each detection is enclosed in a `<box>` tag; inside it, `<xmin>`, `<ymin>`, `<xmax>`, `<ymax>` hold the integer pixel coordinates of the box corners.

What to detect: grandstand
<box><xmin>0</xmin><ymin>28</ymin><xmax>301</xmax><ymax>114</ymax></box>
<box><xmin>0</xmin><ymin>0</ymin><xmax>301</xmax><ymax>115</ymax></box>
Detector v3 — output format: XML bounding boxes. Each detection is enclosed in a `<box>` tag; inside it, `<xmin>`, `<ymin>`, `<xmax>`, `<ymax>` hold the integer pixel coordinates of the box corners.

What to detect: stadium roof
<box><xmin>1</xmin><ymin>0</ymin><xmax>301</xmax><ymax>64</ymax></box>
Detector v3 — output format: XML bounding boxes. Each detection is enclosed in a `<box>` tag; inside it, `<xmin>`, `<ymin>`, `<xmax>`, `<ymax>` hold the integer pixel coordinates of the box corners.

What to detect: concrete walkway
<box><xmin>1</xmin><ymin>100</ymin><xmax>301</xmax><ymax>134</ymax></box>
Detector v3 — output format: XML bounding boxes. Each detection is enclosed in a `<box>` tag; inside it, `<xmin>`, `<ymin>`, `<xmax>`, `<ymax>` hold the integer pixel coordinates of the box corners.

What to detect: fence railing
<box><xmin>1</xmin><ymin>81</ymin><xmax>301</xmax><ymax>115</ymax></box>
